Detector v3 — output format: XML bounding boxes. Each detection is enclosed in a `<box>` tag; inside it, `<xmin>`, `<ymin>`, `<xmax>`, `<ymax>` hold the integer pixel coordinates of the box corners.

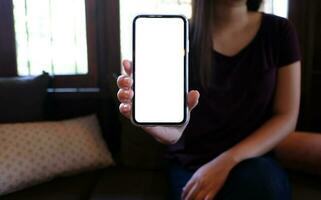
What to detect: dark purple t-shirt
<box><xmin>167</xmin><ymin>13</ymin><xmax>301</xmax><ymax>170</ymax></box>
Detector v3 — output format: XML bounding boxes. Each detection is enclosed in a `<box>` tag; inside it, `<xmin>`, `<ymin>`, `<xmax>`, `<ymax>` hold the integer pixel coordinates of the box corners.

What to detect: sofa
<box><xmin>0</xmin><ymin>74</ymin><xmax>320</xmax><ymax>200</ymax></box>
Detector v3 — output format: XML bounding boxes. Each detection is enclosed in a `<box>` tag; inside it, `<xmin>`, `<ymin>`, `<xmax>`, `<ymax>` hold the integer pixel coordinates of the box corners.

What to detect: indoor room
<box><xmin>0</xmin><ymin>0</ymin><xmax>320</xmax><ymax>199</ymax></box>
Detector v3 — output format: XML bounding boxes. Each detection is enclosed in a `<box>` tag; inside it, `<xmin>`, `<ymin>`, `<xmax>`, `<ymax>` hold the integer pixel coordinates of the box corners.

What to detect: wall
<box><xmin>289</xmin><ymin>0</ymin><xmax>321</xmax><ymax>132</ymax></box>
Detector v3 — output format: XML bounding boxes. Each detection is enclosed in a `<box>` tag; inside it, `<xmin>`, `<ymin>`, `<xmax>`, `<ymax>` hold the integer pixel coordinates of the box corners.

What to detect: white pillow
<box><xmin>0</xmin><ymin>115</ymin><xmax>114</xmax><ymax>195</ymax></box>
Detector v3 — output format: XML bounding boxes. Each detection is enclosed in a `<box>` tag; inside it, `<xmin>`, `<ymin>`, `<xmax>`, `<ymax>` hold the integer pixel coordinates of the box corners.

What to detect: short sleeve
<box><xmin>277</xmin><ymin>19</ymin><xmax>301</xmax><ymax>68</ymax></box>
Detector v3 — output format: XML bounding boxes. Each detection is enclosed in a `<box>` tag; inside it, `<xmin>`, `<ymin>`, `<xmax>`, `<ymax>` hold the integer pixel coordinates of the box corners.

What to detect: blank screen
<box><xmin>134</xmin><ymin>17</ymin><xmax>186</xmax><ymax>124</ymax></box>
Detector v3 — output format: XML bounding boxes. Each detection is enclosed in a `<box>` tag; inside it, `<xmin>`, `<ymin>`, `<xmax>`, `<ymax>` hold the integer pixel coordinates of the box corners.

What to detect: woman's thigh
<box><xmin>216</xmin><ymin>156</ymin><xmax>291</xmax><ymax>200</ymax></box>
<box><xmin>167</xmin><ymin>156</ymin><xmax>291</xmax><ymax>200</ymax></box>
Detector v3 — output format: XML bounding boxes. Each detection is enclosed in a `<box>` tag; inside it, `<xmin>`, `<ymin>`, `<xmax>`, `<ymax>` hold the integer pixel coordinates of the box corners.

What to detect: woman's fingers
<box><xmin>204</xmin><ymin>192</ymin><xmax>215</xmax><ymax>200</ymax></box>
<box><xmin>187</xmin><ymin>90</ymin><xmax>200</xmax><ymax>111</ymax></box>
<box><xmin>117</xmin><ymin>89</ymin><xmax>134</xmax><ymax>103</ymax></box>
<box><xmin>118</xmin><ymin>60</ymin><xmax>133</xmax><ymax>119</ymax></box>
<box><xmin>183</xmin><ymin>182</ymin><xmax>199</xmax><ymax>200</ymax></box>
<box><xmin>123</xmin><ymin>60</ymin><xmax>132</xmax><ymax>76</ymax></box>
<box><xmin>117</xmin><ymin>75</ymin><xmax>133</xmax><ymax>89</ymax></box>
<box><xmin>195</xmin><ymin>191</ymin><xmax>208</xmax><ymax>200</ymax></box>
<box><xmin>119</xmin><ymin>103</ymin><xmax>132</xmax><ymax>118</ymax></box>
<box><xmin>182</xmin><ymin>179</ymin><xmax>196</xmax><ymax>200</ymax></box>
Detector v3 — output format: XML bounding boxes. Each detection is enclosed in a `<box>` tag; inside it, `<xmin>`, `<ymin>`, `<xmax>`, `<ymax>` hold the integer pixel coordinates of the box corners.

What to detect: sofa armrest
<box><xmin>275</xmin><ymin>132</ymin><xmax>321</xmax><ymax>176</ymax></box>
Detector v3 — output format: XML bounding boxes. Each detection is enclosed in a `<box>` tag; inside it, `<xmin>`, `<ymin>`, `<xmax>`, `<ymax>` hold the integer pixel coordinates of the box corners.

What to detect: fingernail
<box><xmin>124</xmin><ymin>77</ymin><xmax>131</xmax><ymax>86</ymax></box>
<box><xmin>123</xmin><ymin>90</ymin><xmax>130</xmax><ymax>98</ymax></box>
<box><xmin>123</xmin><ymin>104</ymin><xmax>129</xmax><ymax>111</ymax></box>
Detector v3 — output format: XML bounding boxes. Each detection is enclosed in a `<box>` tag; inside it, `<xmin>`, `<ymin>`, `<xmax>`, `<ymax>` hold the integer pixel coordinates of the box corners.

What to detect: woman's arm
<box><xmin>226</xmin><ymin>61</ymin><xmax>301</xmax><ymax>163</ymax></box>
<box><xmin>182</xmin><ymin>61</ymin><xmax>301</xmax><ymax>200</ymax></box>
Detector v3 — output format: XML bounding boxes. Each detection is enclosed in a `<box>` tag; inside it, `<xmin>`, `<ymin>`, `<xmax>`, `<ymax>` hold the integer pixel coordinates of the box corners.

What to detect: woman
<box><xmin>117</xmin><ymin>0</ymin><xmax>301</xmax><ymax>199</ymax></box>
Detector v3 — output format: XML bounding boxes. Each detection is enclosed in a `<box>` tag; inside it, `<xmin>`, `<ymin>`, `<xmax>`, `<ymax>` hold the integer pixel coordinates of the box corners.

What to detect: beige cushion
<box><xmin>0</xmin><ymin>115</ymin><xmax>114</xmax><ymax>195</ymax></box>
<box><xmin>275</xmin><ymin>132</ymin><xmax>321</xmax><ymax>176</ymax></box>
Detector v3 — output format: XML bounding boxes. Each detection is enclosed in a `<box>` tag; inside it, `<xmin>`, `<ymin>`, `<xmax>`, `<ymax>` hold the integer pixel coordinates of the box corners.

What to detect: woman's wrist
<box><xmin>207</xmin><ymin>150</ymin><xmax>240</xmax><ymax>172</ymax></box>
<box><xmin>221</xmin><ymin>149</ymin><xmax>242</xmax><ymax>168</ymax></box>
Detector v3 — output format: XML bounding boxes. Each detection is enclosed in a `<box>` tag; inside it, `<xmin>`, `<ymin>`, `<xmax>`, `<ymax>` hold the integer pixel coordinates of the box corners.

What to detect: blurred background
<box><xmin>1</xmin><ymin>0</ymin><xmax>319</xmax><ymax>131</ymax></box>
<box><xmin>10</xmin><ymin>0</ymin><xmax>289</xmax><ymax>76</ymax></box>
<box><xmin>0</xmin><ymin>0</ymin><xmax>320</xmax><ymax>199</ymax></box>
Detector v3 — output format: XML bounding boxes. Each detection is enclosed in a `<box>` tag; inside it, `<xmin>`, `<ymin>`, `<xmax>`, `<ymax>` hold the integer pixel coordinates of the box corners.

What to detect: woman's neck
<box><xmin>213</xmin><ymin>2</ymin><xmax>249</xmax><ymax>29</ymax></box>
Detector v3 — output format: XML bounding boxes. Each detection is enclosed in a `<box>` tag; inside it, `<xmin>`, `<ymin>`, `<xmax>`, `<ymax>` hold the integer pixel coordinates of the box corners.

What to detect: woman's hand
<box><xmin>117</xmin><ymin>59</ymin><xmax>200</xmax><ymax>145</ymax></box>
<box><xmin>182</xmin><ymin>152</ymin><xmax>238</xmax><ymax>200</ymax></box>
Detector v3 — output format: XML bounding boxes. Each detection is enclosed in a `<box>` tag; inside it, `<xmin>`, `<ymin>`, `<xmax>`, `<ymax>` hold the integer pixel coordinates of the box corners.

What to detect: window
<box><xmin>262</xmin><ymin>0</ymin><xmax>289</xmax><ymax>18</ymax></box>
<box><xmin>13</xmin><ymin>0</ymin><xmax>88</xmax><ymax>76</ymax></box>
<box><xmin>4</xmin><ymin>0</ymin><xmax>100</xmax><ymax>88</ymax></box>
<box><xmin>120</xmin><ymin>0</ymin><xmax>289</xmax><ymax>60</ymax></box>
<box><xmin>0</xmin><ymin>0</ymin><xmax>121</xmax><ymax>88</ymax></box>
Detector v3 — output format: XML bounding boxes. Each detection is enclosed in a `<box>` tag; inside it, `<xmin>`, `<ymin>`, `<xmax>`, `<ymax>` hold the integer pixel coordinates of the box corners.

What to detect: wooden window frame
<box><xmin>0</xmin><ymin>0</ymin><xmax>102</xmax><ymax>88</ymax></box>
<box><xmin>0</xmin><ymin>0</ymin><xmax>17</xmax><ymax>77</ymax></box>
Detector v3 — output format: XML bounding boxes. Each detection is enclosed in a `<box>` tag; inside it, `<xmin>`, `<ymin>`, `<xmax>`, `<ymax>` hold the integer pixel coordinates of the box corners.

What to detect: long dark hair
<box><xmin>190</xmin><ymin>0</ymin><xmax>263</xmax><ymax>89</ymax></box>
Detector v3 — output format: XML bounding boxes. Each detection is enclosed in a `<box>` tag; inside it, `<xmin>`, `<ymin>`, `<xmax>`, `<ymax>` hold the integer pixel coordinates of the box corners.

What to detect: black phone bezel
<box><xmin>132</xmin><ymin>14</ymin><xmax>189</xmax><ymax>126</ymax></box>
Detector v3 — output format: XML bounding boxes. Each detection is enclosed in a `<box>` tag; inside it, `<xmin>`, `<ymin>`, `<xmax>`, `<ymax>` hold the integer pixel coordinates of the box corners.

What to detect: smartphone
<box><xmin>132</xmin><ymin>15</ymin><xmax>189</xmax><ymax>125</ymax></box>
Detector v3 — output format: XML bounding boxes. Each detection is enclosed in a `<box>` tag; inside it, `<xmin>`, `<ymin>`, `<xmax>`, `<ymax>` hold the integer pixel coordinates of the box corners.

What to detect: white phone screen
<box><xmin>133</xmin><ymin>16</ymin><xmax>187</xmax><ymax>124</ymax></box>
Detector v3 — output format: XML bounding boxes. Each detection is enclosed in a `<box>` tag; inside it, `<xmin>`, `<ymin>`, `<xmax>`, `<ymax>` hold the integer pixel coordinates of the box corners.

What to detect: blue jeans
<box><xmin>167</xmin><ymin>156</ymin><xmax>291</xmax><ymax>200</ymax></box>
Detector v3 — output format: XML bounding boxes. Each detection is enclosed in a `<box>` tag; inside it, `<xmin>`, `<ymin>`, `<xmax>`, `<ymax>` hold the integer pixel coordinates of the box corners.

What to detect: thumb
<box><xmin>187</xmin><ymin>90</ymin><xmax>200</xmax><ymax>111</ymax></box>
